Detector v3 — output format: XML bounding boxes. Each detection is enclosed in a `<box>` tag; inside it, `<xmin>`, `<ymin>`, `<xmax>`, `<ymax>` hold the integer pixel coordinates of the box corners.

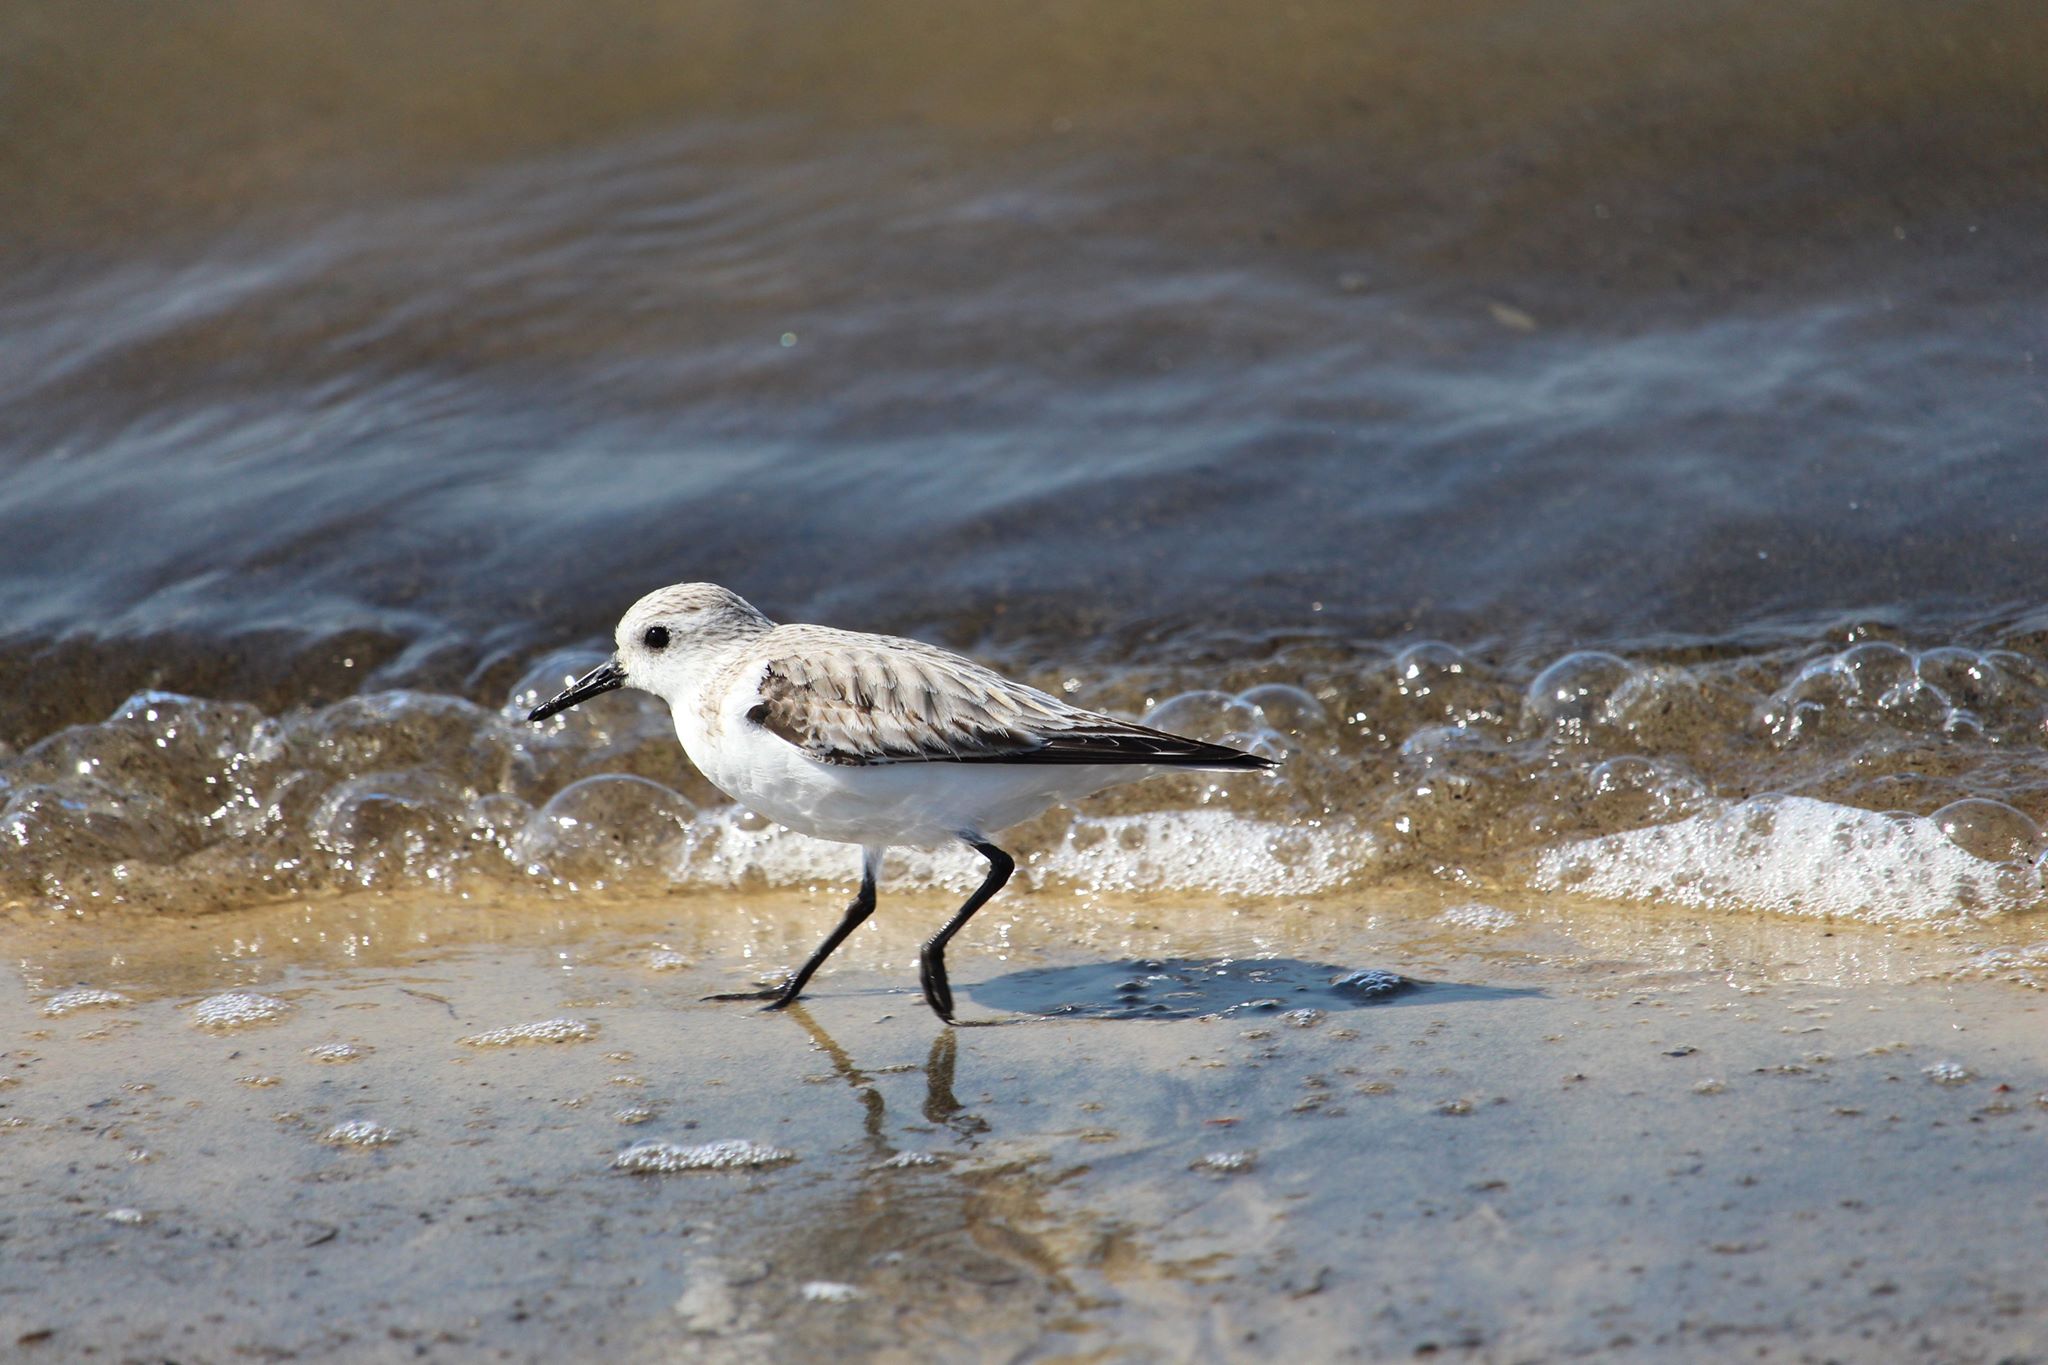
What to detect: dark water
<box><xmin>3</xmin><ymin>2</ymin><xmax>2046</xmax><ymax>922</ymax></box>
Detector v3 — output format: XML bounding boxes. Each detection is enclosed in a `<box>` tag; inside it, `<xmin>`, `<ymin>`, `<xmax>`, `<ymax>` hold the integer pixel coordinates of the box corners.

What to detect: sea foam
<box><xmin>1533</xmin><ymin>794</ymin><xmax>2037</xmax><ymax>923</ymax></box>
<box><xmin>679</xmin><ymin>804</ymin><xmax>1371</xmax><ymax>897</ymax></box>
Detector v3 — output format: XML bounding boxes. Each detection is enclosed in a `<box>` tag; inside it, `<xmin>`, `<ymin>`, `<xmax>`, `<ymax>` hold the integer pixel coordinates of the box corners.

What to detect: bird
<box><xmin>527</xmin><ymin>583</ymin><xmax>1277</xmax><ymax>1021</ymax></box>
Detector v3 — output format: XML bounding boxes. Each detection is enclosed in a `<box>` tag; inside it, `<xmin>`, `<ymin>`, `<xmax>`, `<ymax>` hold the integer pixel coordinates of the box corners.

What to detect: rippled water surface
<box><xmin>3</xmin><ymin>2</ymin><xmax>2047</xmax><ymax>938</ymax></box>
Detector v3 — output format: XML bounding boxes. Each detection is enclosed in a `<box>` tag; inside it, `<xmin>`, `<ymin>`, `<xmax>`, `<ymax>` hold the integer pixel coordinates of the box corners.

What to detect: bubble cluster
<box><xmin>41</xmin><ymin>987</ymin><xmax>128</xmax><ymax>1017</ymax></box>
<box><xmin>312</xmin><ymin>770</ymin><xmax>476</xmax><ymax>890</ymax></box>
<box><xmin>1956</xmin><ymin>942</ymin><xmax>2048</xmax><ymax>989</ymax></box>
<box><xmin>1758</xmin><ymin>643</ymin><xmax>2048</xmax><ymax>747</ymax></box>
<box><xmin>678</xmin><ymin>803</ymin><xmax>1368</xmax><ymax>897</ymax></box>
<box><xmin>880</xmin><ymin>1151</ymin><xmax>941</xmax><ymax>1168</ymax></box>
<box><xmin>459</xmin><ymin>1018</ymin><xmax>597</xmax><ymax>1047</ymax></box>
<box><xmin>319</xmin><ymin>1120</ymin><xmax>403</xmax><ymax>1147</ymax></box>
<box><xmin>1331</xmin><ymin>969</ymin><xmax>1407</xmax><ymax>996</ymax></box>
<box><xmin>0</xmin><ymin>678</ymin><xmax>696</xmax><ymax>913</ymax></box>
<box><xmin>514</xmin><ymin>775</ymin><xmax>696</xmax><ymax>888</ymax></box>
<box><xmin>1436</xmin><ymin>904</ymin><xmax>1516</xmax><ymax>933</ymax></box>
<box><xmin>0</xmin><ymin>630</ymin><xmax>2044</xmax><ymax>925</ymax></box>
<box><xmin>613</xmin><ymin>1139</ymin><xmax>796</xmax><ymax>1173</ymax></box>
<box><xmin>1534</xmin><ymin>796</ymin><xmax>2030</xmax><ymax>922</ymax></box>
<box><xmin>1191</xmin><ymin>1151</ymin><xmax>1256</xmax><ymax>1174</ymax></box>
<box><xmin>190</xmin><ymin>991</ymin><xmax>292</xmax><ymax>1030</ymax></box>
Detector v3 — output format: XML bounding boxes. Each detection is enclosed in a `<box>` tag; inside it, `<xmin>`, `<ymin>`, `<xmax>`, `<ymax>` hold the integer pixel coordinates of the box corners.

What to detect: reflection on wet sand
<box><xmin>783</xmin><ymin>1007</ymin><xmax>990</xmax><ymax>1151</ymax></box>
<box><xmin>652</xmin><ymin>1011</ymin><xmax>1084</xmax><ymax>1360</ymax></box>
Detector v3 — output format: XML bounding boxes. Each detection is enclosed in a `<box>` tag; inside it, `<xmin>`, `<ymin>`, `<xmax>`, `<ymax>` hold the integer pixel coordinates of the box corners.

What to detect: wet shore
<box><xmin>4</xmin><ymin>890</ymin><xmax>2044</xmax><ymax>1361</ymax></box>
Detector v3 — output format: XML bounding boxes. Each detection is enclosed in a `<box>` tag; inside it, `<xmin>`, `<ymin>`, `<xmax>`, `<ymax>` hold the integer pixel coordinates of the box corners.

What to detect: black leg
<box><xmin>706</xmin><ymin>849</ymin><xmax>881</xmax><ymax>1010</ymax></box>
<box><xmin>918</xmin><ymin>841</ymin><xmax>1014</xmax><ymax>1023</ymax></box>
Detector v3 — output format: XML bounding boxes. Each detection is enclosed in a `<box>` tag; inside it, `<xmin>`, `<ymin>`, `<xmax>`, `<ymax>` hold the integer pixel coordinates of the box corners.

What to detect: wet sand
<box><xmin>3</xmin><ymin>891</ymin><xmax>2043</xmax><ymax>1362</ymax></box>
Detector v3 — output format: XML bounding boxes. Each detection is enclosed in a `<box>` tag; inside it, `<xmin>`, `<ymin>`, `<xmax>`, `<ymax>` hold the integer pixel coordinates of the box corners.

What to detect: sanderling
<box><xmin>529</xmin><ymin>583</ymin><xmax>1275</xmax><ymax>1021</ymax></box>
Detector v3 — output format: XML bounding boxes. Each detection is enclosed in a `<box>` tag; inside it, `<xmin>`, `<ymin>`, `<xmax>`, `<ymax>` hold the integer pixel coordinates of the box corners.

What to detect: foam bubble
<box><xmin>800</xmin><ymin>1282</ymin><xmax>862</xmax><ymax>1303</ymax></box>
<box><xmin>1331</xmin><ymin>969</ymin><xmax>1407</xmax><ymax>995</ymax></box>
<box><xmin>319</xmin><ymin>1119</ymin><xmax>403</xmax><ymax>1147</ymax></box>
<box><xmin>1035</xmin><ymin>811</ymin><xmax>1368</xmax><ymax>896</ymax></box>
<box><xmin>1955</xmin><ymin>942</ymin><xmax>2048</xmax><ymax>989</ymax></box>
<box><xmin>1233</xmin><ymin>682</ymin><xmax>1327</xmax><ymax>732</ymax></box>
<box><xmin>459</xmin><ymin>1018</ymin><xmax>597</xmax><ymax>1046</ymax></box>
<box><xmin>1534</xmin><ymin>795</ymin><xmax>2026</xmax><ymax>922</ymax></box>
<box><xmin>613</xmin><ymin>1139</ymin><xmax>796</xmax><ymax>1173</ymax></box>
<box><xmin>1758</xmin><ymin>643</ymin><xmax>2048</xmax><ymax>747</ymax></box>
<box><xmin>1374</xmin><ymin>641</ymin><xmax>1519</xmax><ymax>737</ymax></box>
<box><xmin>1436</xmin><ymin>903</ymin><xmax>1516</xmax><ymax>932</ymax></box>
<box><xmin>1586</xmin><ymin>756</ymin><xmax>1710</xmax><ymax>822</ymax></box>
<box><xmin>515</xmin><ymin>774</ymin><xmax>696</xmax><ymax>887</ymax></box>
<box><xmin>310</xmin><ymin>770</ymin><xmax>475</xmax><ymax>890</ymax></box>
<box><xmin>2</xmin><ymin>781</ymin><xmax>190</xmax><ymax>888</ymax></box>
<box><xmin>41</xmin><ymin>987</ymin><xmax>129</xmax><ymax>1017</ymax></box>
<box><xmin>1524</xmin><ymin>651</ymin><xmax>1637</xmax><ymax>738</ymax></box>
<box><xmin>1393</xmin><ymin>641</ymin><xmax>1471</xmax><ymax>693</ymax></box>
<box><xmin>305</xmin><ymin>1042</ymin><xmax>373</xmax><ymax>1063</ymax></box>
<box><xmin>191</xmin><ymin>991</ymin><xmax>292</xmax><ymax>1030</ymax></box>
<box><xmin>679</xmin><ymin>804</ymin><xmax>1369</xmax><ymax>896</ymax></box>
<box><xmin>880</xmin><ymin>1151</ymin><xmax>940</xmax><ymax>1168</ymax></box>
<box><xmin>1142</xmin><ymin>690</ymin><xmax>1264</xmax><ymax>744</ymax></box>
<box><xmin>1191</xmin><ymin>1150</ymin><xmax>1256</xmax><ymax>1174</ymax></box>
<box><xmin>1932</xmin><ymin>799</ymin><xmax>2045</xmax><ymax>865</ymax></box>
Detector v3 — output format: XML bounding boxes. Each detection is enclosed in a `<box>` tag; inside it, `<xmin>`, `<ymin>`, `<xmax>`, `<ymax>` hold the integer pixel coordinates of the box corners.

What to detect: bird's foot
<box><xmin>917</xmin><ymin>954</ymin><xmax>955</xmax><ymax>1024</ymax></box>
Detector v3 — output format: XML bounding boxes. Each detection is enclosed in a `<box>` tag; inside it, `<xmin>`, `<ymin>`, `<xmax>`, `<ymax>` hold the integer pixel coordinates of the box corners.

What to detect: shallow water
<box><xmin>4</xmin><ymin>892</ymin><xmax>2045</xmax><ymax>1360</ymax></box>
<box><xmin>3</xmin><ymin>5</ymin><xmax>2048</xmax><ymax>939</ymax></box>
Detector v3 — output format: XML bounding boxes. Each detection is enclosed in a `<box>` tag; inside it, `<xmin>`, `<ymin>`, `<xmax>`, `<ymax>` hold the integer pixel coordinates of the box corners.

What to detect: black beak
<box><xmin>528</xmin><ymin>658</ymin><xmax>627</xmax><ymax>722</ymax></box>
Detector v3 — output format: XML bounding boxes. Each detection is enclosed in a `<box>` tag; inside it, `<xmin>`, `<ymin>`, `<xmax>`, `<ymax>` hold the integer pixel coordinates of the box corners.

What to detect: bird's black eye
<box><xmin>643</xmin><ymin>625</ymin><xmax>670</xmax><ymax>650</ymax></box>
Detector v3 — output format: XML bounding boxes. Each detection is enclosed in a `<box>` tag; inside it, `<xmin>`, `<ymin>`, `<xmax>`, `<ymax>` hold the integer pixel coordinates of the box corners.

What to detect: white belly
<box><xmin>676</xmin><ymin>708</ymin><xmax>1146</xmax><ymax>848</ymax></box>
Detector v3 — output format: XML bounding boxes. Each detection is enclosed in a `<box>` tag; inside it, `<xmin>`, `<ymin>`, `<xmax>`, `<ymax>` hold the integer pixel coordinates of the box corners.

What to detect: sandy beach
<box><xmin>5</xmin><ymin>889</ymin><xmax>2043</xmax><ymax>1362</ymax></box>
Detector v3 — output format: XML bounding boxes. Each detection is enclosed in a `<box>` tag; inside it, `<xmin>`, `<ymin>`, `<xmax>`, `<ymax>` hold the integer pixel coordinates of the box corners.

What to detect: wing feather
<box><xmin>738</xmin><ymin>627</ymin><xmax>1274</xmax><ymax>770</ymax></box>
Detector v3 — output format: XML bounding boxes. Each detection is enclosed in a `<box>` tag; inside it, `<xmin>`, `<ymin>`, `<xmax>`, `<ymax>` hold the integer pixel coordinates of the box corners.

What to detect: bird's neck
<box><xmin>670</xmin><ymin>625</ymin><xmax>770</xmax><ymax>703</ymax></box>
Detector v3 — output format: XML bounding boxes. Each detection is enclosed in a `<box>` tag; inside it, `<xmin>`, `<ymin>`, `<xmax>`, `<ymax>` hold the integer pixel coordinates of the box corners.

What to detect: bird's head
<box><xmin>527</xmin><ymin>582</ymin><xmax>773</xmax><ymax>721</ymax></box>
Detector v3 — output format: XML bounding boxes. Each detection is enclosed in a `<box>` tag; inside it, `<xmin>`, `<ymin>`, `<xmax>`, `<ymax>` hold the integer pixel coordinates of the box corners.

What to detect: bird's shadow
<box><xmin>968</xmin><ymin>957</ymin><xmax>1541</xmax><ymax>1021</ymax></box>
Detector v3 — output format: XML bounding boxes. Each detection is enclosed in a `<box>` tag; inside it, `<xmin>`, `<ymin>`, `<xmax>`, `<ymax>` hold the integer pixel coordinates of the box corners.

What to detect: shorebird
<box><xmin>528</xmin><ymin>583</ymin><xmax>1276</xmax><ymax>1021</ymax></box>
